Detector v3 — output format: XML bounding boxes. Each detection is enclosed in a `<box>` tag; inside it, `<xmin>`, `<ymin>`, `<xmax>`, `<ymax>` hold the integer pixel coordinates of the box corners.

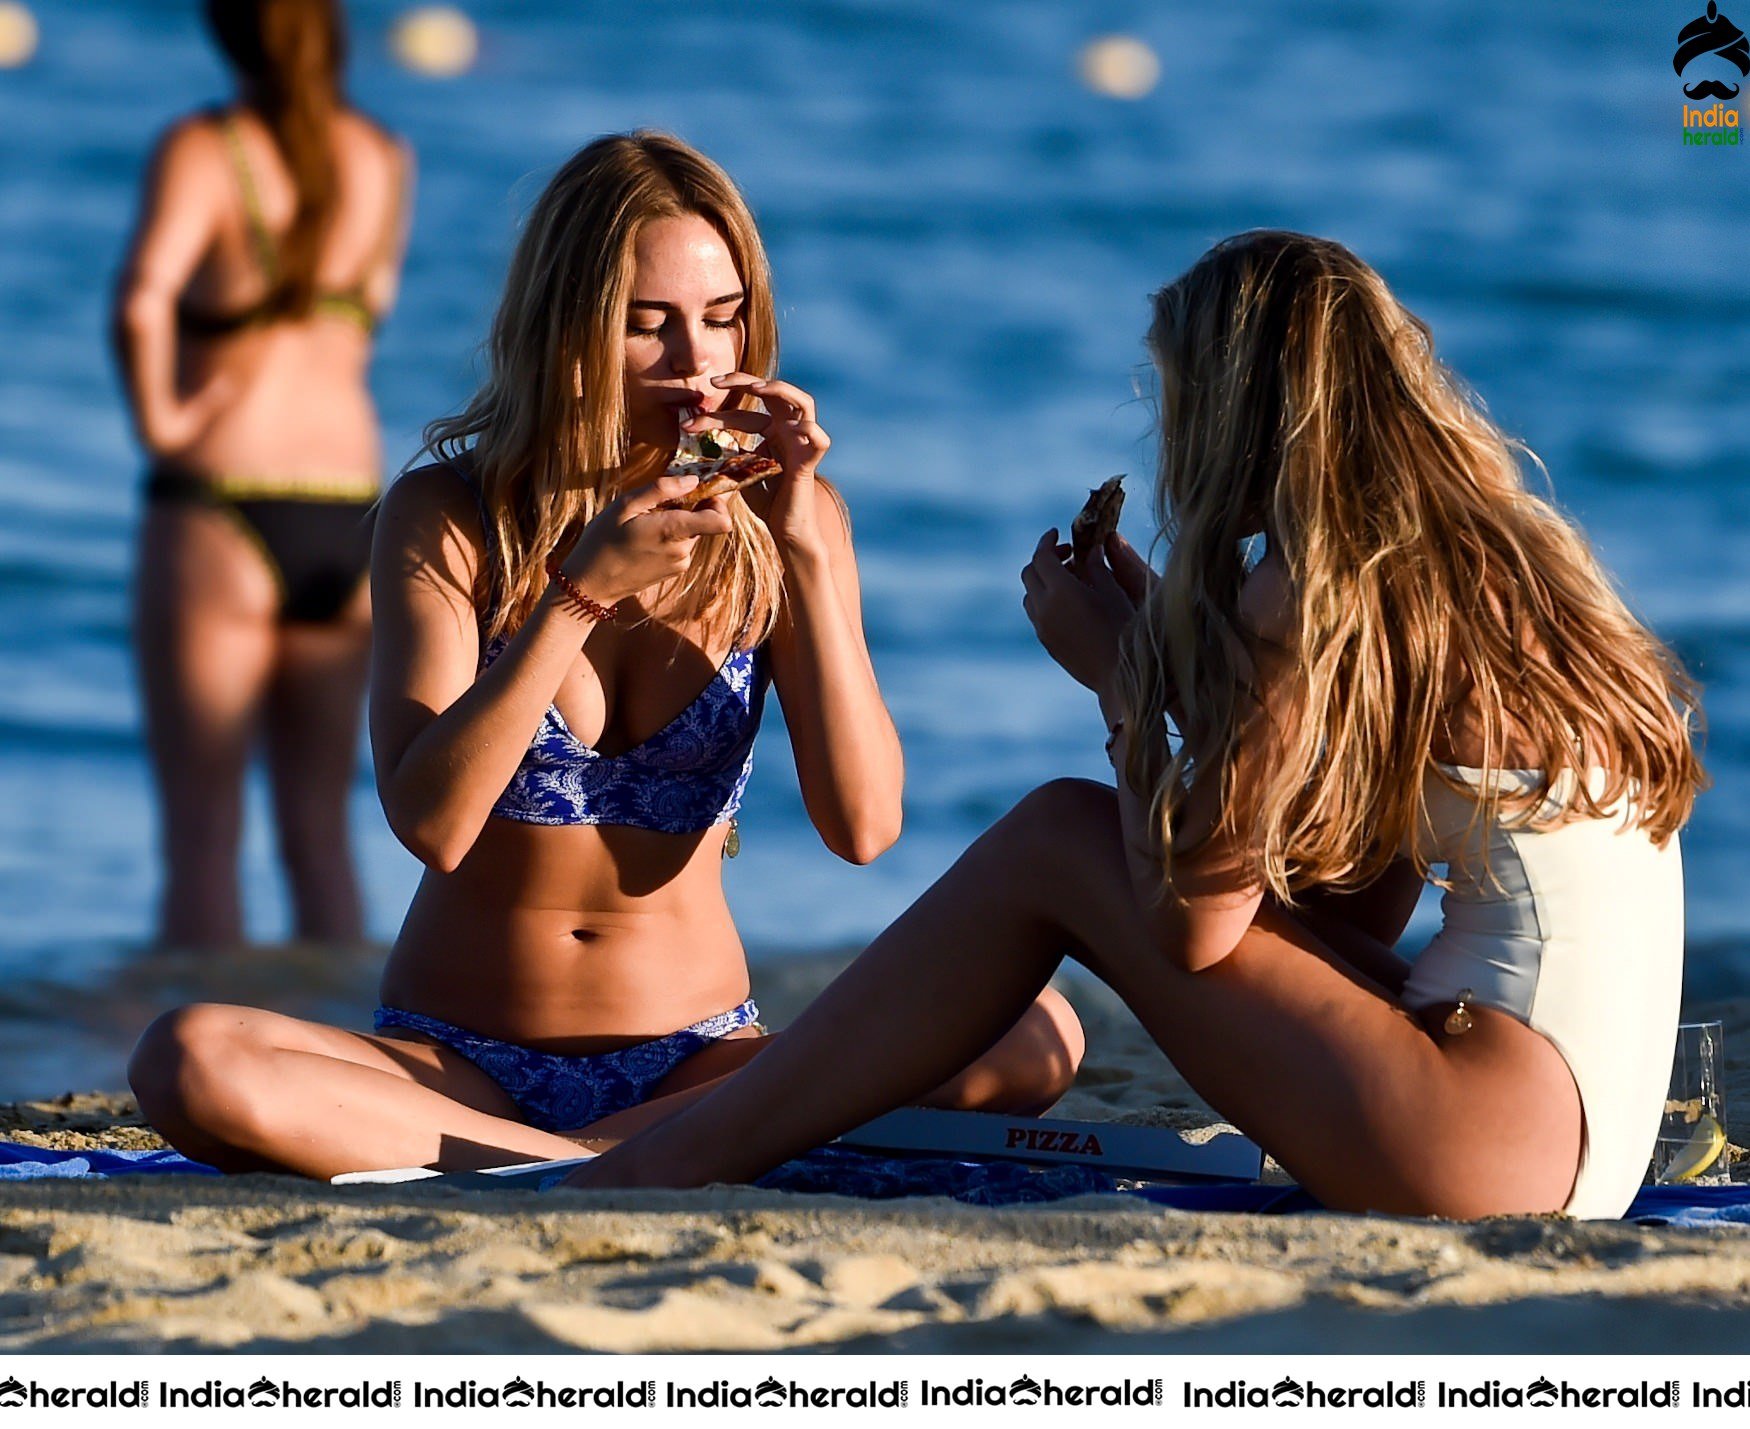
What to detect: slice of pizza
<box><xmin>1071</xmin><ymin>475</ymin><xmax>1125</xmax><ymax>565</ymax></box>
<box><xmin>665</xmin><ymin>426</ymin><xmax>781</xmax><ymax>509</ymax></box>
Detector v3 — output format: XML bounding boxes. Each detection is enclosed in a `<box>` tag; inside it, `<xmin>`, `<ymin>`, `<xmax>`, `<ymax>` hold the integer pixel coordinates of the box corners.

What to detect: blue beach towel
<box><xmin>1619</xmin><ymin>1182</ymin><xmax>1750</xmax><ymax>1228</ymax></box>
<box><xmin>0</xmin><ymin>1143</ymin><xmax>219</xmax><ymax>1180</ymax></box>
<box><xmin>0</xmin><ymin>1139</ymin><xmax>1742</xmax><ymax>1226</ymax></box>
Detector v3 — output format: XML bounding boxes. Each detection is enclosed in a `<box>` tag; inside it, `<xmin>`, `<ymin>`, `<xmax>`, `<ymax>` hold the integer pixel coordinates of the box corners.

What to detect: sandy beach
<box><xmin>1</xmin><ymin>953</ymin><xmax>1747</xmax><ymax>1354</ymax></box>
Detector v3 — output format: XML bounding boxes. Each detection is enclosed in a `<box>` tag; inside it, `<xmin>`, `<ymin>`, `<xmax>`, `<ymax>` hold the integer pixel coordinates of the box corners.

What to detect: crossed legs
<box><xmin>128</xmin><ymin>988</ymin><xmax>1082</xmax><ymax>1181</ymax></box>
<box><xmin>576</xmin><ymin>779</ymin><xmax>1582</xmax><ymax>1217</ymax></box>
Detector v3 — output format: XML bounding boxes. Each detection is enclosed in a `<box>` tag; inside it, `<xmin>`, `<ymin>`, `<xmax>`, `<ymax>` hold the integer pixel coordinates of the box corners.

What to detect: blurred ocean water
<box><xmin>0</xmin><ymin>1</ymin><xmax>1746</xmax><ymax>1093</ymax></box>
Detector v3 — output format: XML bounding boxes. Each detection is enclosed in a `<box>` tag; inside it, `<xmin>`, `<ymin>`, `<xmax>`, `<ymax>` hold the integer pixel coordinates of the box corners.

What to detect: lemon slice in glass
<box><xmin>1662</xmin><ymin>1111</ymin><xmax>1727</xmax><ymax>1183</ymax></box>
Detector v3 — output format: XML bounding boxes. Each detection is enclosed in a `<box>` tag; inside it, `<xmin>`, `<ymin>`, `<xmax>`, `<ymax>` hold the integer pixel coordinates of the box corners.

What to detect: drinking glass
<box><xmin>1652</xmin><ymin>1021</ymin><xmax>1730</xmax><ymax>1186</ymax></box>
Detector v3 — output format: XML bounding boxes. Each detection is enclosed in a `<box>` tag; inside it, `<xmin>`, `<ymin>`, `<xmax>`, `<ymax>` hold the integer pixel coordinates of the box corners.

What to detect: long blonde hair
<box><xmin>1117</xmin><ymin>230</ymin><xmax>1704</xmax><ymax>899</ymax></box>
<box><xmin>421</xmin><ymin>131</ymin><xmax>785</xmax><ymax>646</ymax></box>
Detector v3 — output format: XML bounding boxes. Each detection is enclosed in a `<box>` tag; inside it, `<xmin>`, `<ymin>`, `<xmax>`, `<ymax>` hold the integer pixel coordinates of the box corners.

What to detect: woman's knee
<box><xmin>1011</xmin><ymin>778</ymin><xmax>1118</xmax><ymax>834</ymax></box>
<box><xmin>987</xmin><ymin>779</ymin><xmax>1145</xmax><ymax>966</ymax></box>
<box><xmin>128</xmin><ymin>1003</ymin><xmax>269</xmax><ymax>1136</ymax></box>
<box><xmin>984</xmin><ymin>778</ymin><xmax>1120</xmax><ymax>881</ymax></box>
<box><xmin>958</xmin><ymin>988</ymin><xmax>1087</xmax><ymax>1115</ymax></box>
<box><xmin>1025</xmin><ymin>986</ymin><xmax>1087</xmax><ymax>1104</ymax></box>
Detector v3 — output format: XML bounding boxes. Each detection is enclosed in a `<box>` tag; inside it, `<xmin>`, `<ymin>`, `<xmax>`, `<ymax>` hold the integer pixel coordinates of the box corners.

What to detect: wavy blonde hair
<box><xmin>421</xmin><ymin>131</ymin><xmax>785</xmax><ymax>646</ymax></box>
<box><xmin>1116</xmin><ymin>231</ymin><xmax>1705</xmax><ymax>899</ymax></box>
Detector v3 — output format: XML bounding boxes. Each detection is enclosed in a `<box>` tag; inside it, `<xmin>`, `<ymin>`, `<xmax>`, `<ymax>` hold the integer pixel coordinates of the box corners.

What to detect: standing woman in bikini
<box><xmin>576</xmin><ymin>231</ymin><xmax>1705</xmax><ymax>1220</ymax></box>
<box><xmin>128</xmin><ymin>132</ymin><xmax>1083</xmax><ymax>1176</ymax></box>
<box><xmin>113</xmin><ymin>0</ymin><xmax>411</xmax><ymax>947</ymax></box>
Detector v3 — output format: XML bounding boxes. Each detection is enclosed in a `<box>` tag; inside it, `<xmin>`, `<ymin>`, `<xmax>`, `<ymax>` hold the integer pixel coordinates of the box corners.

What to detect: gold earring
<box><xmin>1444</xmin><ymin>989</ymin><xmax>1475</xmax><ymax>1036</ymax></box>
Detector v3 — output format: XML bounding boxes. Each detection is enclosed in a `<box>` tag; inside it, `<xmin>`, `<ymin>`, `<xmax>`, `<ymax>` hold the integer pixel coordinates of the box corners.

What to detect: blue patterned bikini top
<box><xmin>482</xmin><ymin>632</ymin><xmax>769</xmax><ymax>830</ymax></box>
<box><xmin>450</xmin><ymin>466</ymin><xmax>771</xmax><ymax>831</ymax></box>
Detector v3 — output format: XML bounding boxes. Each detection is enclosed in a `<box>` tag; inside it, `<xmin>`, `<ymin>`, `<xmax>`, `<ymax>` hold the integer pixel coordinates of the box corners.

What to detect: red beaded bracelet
<box><xmin>545</xmin><ymin>557</ymin><xmax>619</xmax><ymax>624</ymax></box>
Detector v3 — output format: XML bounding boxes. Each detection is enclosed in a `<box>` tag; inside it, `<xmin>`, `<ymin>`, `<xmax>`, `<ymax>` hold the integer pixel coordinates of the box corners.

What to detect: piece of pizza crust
<box><xmin>665</xmin><ymin>428</ymin><xmax>781</xmax><ymax>508</ymax></box>
<box><xmin>1071</xmin><ymin>475</ymin><xmax>1125</xmax><ymax>564</ymax></box>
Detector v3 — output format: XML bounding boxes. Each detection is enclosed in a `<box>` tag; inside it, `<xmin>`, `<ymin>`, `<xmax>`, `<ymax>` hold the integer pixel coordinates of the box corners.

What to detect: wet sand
<box><xmin>1</xmin><ymin>955</ymin><xmax>1746</xmax><ymax>1353</ymax></box>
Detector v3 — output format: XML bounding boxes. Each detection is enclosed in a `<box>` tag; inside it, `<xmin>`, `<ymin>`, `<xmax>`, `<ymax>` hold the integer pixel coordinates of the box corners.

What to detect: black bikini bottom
<box><xmin>145</xmin><ymin>463</ymin><xmax>377</xmax><ymax>624</ymax></box>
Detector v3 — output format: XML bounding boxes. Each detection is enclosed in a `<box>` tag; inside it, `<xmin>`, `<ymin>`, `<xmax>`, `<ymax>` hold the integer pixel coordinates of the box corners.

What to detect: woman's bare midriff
<box><xmin>379</xmin><ymin>818</ymin><xmax>753</xmax><ymax>1053</ymax></box>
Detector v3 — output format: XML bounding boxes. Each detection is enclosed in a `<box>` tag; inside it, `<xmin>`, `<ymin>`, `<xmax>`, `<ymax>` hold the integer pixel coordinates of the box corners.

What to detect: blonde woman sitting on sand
<box><xmin>128</xmin><ymin>132</ymin><xmax>1083</xmax><ymax>1177</ymax></box>
<box><xmin>574</xmin><ymin>231</ymin><xmax>1705</xmax><ymax>1220</ymax></box>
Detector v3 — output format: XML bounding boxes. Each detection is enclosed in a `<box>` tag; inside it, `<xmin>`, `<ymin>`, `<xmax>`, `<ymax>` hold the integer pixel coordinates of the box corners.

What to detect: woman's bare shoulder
<box><xmin>146</xmin><ymin>109</ymin><xmax>230</xmax><ymax>179</ymax></box>
<box><xmin>381</xmin><ymin>461</ymin><xmax>479</xmax><ymax>521</ymax></box>
<box><xmin>337</xmin><ymin>107</ymin><xmax>409</xmax><ymax>163</ymax></box>
<box><xmin>376</xmin><ymin>463</ymin><xmax>489</xmax><ymax>580</ymax></box>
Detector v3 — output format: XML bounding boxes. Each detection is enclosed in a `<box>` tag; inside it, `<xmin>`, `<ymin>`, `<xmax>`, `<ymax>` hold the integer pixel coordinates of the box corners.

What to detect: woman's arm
<box><xmin>766</xmin><ymin>489</ymin><xmax>905</xmax><ymax>864</ymax></box>
<box><xmin>363</xmin><ymin>131</ymin><xmax>416</xmax><ymax>318</ymax></box>
<box><xmin>369</xmin><ymin>466</ymin><xmax>732</xmax><ymax>870</ymax></box>
<box><xmin>1295</xmin><ymin>863</ymin><xmax>1424</xmax><ymax>950</ymax></box>
<box><xmin>1109</xmin><ymin>546</ymin><xmax>1421</xmax><ymax>984</ymax></box>
<box><xmin>369</xmin><ymin>468</ymin><xmax>602</xmax><ymax>870</ymax></box>
<box><xmin>694</xmin><ymin>373</ymin><xmax>903</xmax><ymax>863</ymax></box>
<box><xmin>1289</xmin><ymin>879</ymin><xmax>1419</xmax><ymax>995</ymax></box>
<box><xmin>1095</xmin><ymin>684</ymin><xmax>1266</xmax><ymax>972</ymax></box>
<box><xmin>1028</xmin><ymin>531</ymin><xmax>1289</xmax><ymax>972</ymax></box>
<box><xmin>111</xmin><ymin>119</ymin><xmax>231</xmax><ymax>455</ymax></box>
<box><xmin>1292</xmin><ymin>860</ymin><xmax>1423</xmax><ymax>996</ymax></box>
<box><xmin>1098</xmin><ymin>550</ymin><xmax>1309</xmax><ymax>972</ymax></box>
<box><xmin>1101</xmin><ymin>707</ymin><xmax>1423</xmax><ymax>988</ymax></box>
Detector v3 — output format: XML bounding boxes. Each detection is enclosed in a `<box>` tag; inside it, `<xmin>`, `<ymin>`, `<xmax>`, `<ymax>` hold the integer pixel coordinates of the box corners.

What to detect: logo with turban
<box><xmin>1676</xmin><ymin>2</ymin><xmax>1750</xmax><ymax>100</ymax></box>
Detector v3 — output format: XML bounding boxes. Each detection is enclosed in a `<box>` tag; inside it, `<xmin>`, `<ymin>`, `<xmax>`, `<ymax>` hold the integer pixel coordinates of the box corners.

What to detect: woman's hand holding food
<box><xmin>682</xmin><ymin>371</ymin><xmax>831</xmax><ymax>559</ymax></box>
<box><xmin>1105</xmin><ymin>531</ymin><xmax>1159</xmax><ymax>605</ymax></box>
<box><xmin>1022</xmin><ymin>528</ymin><xmax>1144</xmax><ymax>696</ymax></box>
<box><xmin>561</xmin><ymin>474</ymin><xmax>733</xmax><ymax>607</ymax></box>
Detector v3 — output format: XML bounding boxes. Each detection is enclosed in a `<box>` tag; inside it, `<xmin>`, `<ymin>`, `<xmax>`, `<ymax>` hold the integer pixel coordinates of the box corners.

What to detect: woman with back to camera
<box><xmin>128</xmin><ymin>132</ymin><xmax>1084</xmax><ymax>1177</ymax></box>
<box><xmin>574</xmin><ymin>230</ymin><xmax>1705</xmax><ymax>1220</ymax></box>
<box><xmin>114</xmin><ymin>0</ymin><xmax>411</xmax><ymax>948</ymax></box>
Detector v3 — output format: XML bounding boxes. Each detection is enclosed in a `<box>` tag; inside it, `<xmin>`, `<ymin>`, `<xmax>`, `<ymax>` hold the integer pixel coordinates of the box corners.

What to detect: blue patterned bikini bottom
<box><xmin>372</xmin><ymin>999</ymin><xmax>762</xmax><ymax>1133</ymax></box>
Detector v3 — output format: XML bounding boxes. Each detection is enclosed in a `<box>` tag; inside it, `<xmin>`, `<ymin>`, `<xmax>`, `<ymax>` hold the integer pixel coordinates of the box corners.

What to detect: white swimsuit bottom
<box><xmin>1401</xmin><ymin>766</ymin><xmax>1684</xmax><ymax>1219</ymax></box>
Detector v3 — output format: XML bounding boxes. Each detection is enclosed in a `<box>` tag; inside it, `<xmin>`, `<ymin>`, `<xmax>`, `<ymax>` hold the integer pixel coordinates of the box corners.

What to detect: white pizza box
<box><xmin>836</xmin><ymin>1107</ymin><xmax>1263</xmax><ymax>1182</ymax></box>
<box><xmin>330</xmin><ymin>1111</ymin><xmax>1264</xmax><ymax>1187</ymax></box>
<box><xmin>332</xmin><ymin>1155</ymin><xmax>594</xmax><ymax>1187</ymax></box>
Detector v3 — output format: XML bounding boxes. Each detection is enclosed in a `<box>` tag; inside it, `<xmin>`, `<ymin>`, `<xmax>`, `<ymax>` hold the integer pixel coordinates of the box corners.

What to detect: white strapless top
<box><xmin>1401</xmin><ymin>764</ymin><xmax>1683</xmax><ymax>1219</ymax></box>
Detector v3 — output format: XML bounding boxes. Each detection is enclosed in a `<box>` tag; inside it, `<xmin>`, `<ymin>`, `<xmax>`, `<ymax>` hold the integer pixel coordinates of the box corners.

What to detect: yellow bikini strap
<box><xmin>219</xmin><ymin>113</ymin><xmax>280</xmax><ymax>286</ymax></box>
